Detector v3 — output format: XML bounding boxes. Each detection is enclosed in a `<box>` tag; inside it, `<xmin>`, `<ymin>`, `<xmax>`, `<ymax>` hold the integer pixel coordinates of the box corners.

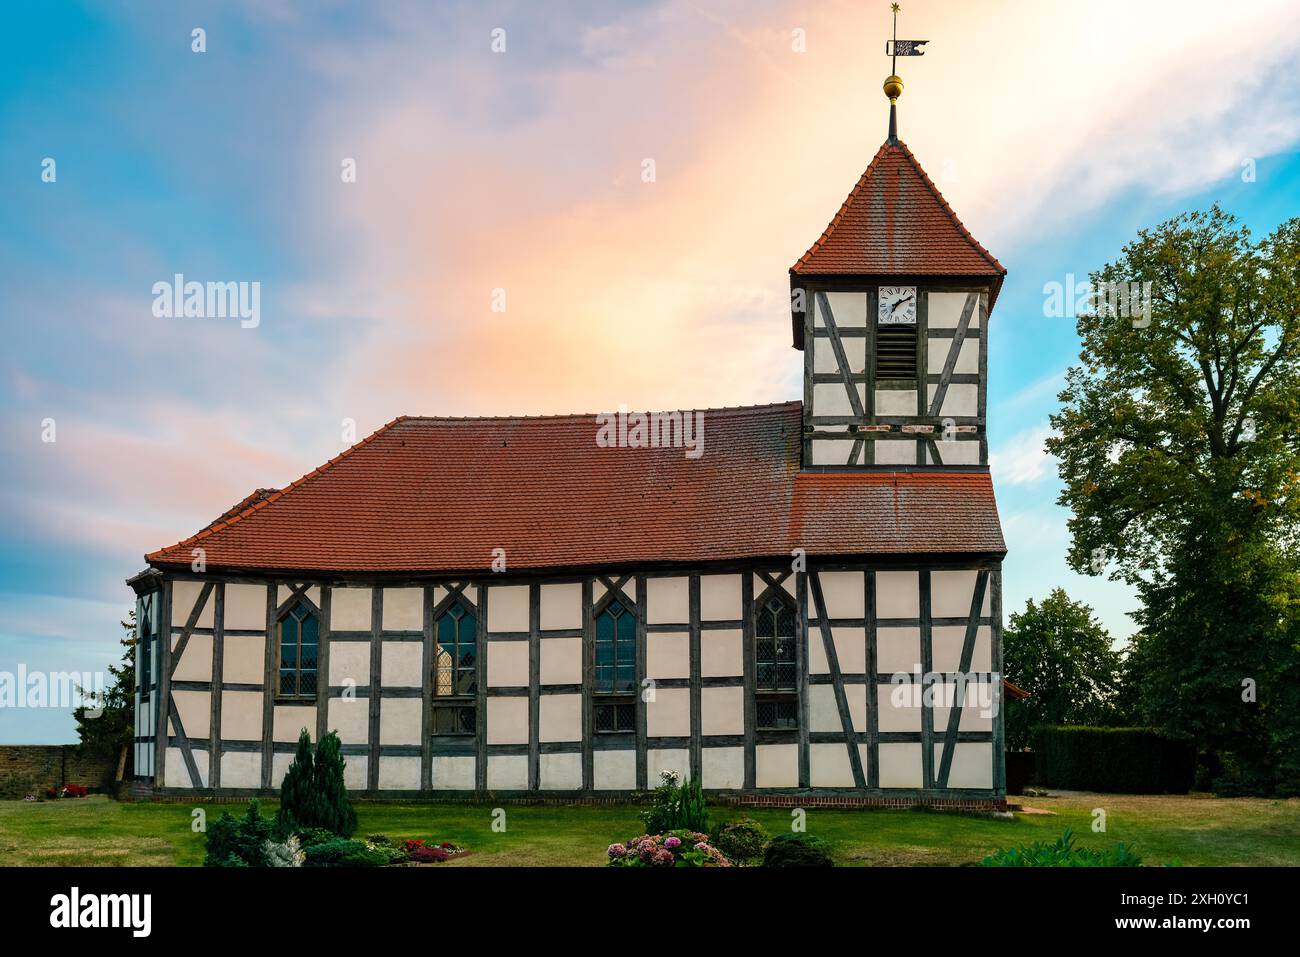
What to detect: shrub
<box><xmin>274</xmin><ymin>729</ymin><xmax>357</xmax><ymax>839</ymax></box>
<box><xmin>409</xmin><ymin>845</ymin><xmax>451</xmax><ymax>863</ymax></box>
<box><xmin>711</xmin><ymin>817</ymin><xmax>769</xmax><ymax>864</ymax></box>
<box><xmin>205</xmin><ymin>800</ymin><xmax>274</xmax><ymax>867</ymax></box>
<box><xmin>641</xmin><ymin>770</ymin><xmax>710</xmax><ymax>835</ymax></box>
<box><xmin>762</xmin><ymin>833</ymin><xmax>834</xmax><ymax>868</ymax></box>
<box><xmin>1031</xmin><ymin>726</ymin><xmax>1194</xmax><ymax>794</ymax></box>
<box><xmin>294</xmin><ymin>827</ymin><xmax>337</xmax><ymax>849</ymax></box>
<box><xmin>303</xmin><ymin>837</ymin><xmax>367</xmax><ymax>865</ymax></box>
<box><xmin>980</xmin><ymin>828</ymin><xmax>1142</xmax><ymax>867</ymax></box>
<box><xmin>264</xmin><ymin>836</ymin><xmax>305</xmax><ymax>867</ymax></box>
<box><xmin>304</xmin><ymin>837</ymin><xmax>406</xmax><ymax>867</ymax></box>
<box><xmin>608</xmin><ymin>830</ymin><xmax>731</xmax><ymax>867</ymax></box>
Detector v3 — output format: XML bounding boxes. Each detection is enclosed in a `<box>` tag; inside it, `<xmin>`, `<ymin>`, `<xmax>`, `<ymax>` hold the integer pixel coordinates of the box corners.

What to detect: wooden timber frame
<box><xmin>140</xmin><ymin>551</ymin><xmax>1006</xmax><ymax>803</ymax></box>
<box><xmin>796</xmin><ymin>277</ymin><xmax>991</xmax><ymax>469</ymax></box>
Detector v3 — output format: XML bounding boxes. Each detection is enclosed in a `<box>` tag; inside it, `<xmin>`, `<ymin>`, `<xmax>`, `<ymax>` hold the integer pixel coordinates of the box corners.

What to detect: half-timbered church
<box><xmin>129</xmin><ymin>66</ymin><xmax>1010</xmax><ymax>806</ymax></box>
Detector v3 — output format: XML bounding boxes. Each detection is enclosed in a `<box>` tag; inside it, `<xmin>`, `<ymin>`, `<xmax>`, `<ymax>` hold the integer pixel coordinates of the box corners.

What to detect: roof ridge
<box><xmin>791</xmin><ymin>142</ymin><xmax>892</xmax><ymax>273</ymax></box>
<box><xmin>143</xmin><ymin>415</ymin><xmax>410</xmax><ymax>563</ymax></box>
<box><xmin>397</xmin><ymin>400</ymin><xmax>802</xmax><ymax>424</ymax></box>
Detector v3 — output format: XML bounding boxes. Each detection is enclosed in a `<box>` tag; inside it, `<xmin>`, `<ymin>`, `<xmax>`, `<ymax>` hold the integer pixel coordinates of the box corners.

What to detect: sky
<box><xmin>2</xmin><ymin>0</ymin><xmax>1299</xmax><ymax>743</ymax></box>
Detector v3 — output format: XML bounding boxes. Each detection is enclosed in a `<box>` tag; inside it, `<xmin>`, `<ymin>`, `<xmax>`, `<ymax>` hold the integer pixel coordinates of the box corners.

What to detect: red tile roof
<box><xmin>792</xmin><ymin>140</ymin><xmax>1005</xmax><ymax>278</ymax></box>
<box><xmin>146</xmin><ymin>402</ymin><xmax>1005</xmax><ymax>574</ymax></box>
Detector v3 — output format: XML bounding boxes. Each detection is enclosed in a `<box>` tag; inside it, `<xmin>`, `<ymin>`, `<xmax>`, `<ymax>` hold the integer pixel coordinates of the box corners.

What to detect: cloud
<box><xmin>991</xmin><ymin>424</ymin><xmax>1055</xmax><ymax>486</ymax></box>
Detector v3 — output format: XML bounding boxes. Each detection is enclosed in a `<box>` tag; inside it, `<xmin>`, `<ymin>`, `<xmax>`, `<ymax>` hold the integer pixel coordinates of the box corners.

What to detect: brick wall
<box><xmin>0</xmin><ymin>745</ymin><xmax>117</xmax><ymax>799</ymax></box>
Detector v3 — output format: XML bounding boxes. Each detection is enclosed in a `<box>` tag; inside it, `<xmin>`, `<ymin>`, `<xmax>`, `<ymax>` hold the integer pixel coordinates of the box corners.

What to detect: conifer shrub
<box><xmin>274</xmin><ymin>729</ymin><xmax>357</xmax><ymax>839</ymax></box>
<box><xmin>204</xmin><ymin>800</ymin><xmax>274</xmax><ymax>867</ymax></box>
<box><xmin>762</xmin><ymin>833</ymin><xmax>834</xmax><ymax>868</ymax></box>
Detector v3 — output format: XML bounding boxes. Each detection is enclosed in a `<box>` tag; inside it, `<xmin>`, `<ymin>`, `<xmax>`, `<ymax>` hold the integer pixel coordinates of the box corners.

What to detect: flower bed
<box><xmin>608</xmin><ymin>830</ymin><xmax>731</xmax><ymax>867</ymax></box>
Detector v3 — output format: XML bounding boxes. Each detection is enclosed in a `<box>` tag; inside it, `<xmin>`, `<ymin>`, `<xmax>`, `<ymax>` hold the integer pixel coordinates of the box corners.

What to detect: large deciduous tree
<box><xmin>1002</xmin><ymin>589</ymin><xmax>1123</xmax><ymax>749</ymax></box>
<box><xmin>1046</xmin><ymin>206</ymin><xmax>1300</xmax><ymax>794</ymax></box>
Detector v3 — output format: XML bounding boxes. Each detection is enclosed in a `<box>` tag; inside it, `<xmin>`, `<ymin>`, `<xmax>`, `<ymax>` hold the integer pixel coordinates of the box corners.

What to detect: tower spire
<box><xmin>882</xmin><ymin>4</ymin><xmax>927</xmax><ymax>145</ymax></box>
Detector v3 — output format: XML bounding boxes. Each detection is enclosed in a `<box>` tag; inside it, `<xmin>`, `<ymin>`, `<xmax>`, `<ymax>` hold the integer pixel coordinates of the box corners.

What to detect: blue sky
<box><xmin>2</xmin><ymin>0</ymin><xmax>1299</xmax><ymax>742</ymax></box>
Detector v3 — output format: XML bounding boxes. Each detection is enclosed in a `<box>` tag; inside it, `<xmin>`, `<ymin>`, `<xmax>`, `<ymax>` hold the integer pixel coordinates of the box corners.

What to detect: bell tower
<box><xmin>790</xmin><ymin>6</ymin><xmax>1005</xmax><ymax>468</ymax></box>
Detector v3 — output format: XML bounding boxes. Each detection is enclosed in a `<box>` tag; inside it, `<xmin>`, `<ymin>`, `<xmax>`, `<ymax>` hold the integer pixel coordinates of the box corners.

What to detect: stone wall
<box><xmin>0</xmin><ymin>745</ymin><xmax>117</xmax><ymax>799</ymax></box>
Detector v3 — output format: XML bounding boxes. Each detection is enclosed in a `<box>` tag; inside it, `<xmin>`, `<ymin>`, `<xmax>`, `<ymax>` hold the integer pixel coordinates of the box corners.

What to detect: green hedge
<box><xmin>1030</xmin><ymin>726</ymin><xmax>1194</xmax><ymax>794</ymax></box>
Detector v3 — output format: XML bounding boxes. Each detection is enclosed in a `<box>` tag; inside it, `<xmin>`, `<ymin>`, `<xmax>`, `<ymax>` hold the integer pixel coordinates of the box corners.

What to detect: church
<box><xmin>128</xmin><ymin>63</ymin><xmax>1010</xmax><ymax>807</ymax></box>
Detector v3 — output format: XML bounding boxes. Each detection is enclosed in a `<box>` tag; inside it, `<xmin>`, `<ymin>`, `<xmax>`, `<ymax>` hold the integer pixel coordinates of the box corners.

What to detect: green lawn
<box><xmin>0</xmin><ymin>791</ymin><xmax>1296</xmax><ymax>866</ymax></box>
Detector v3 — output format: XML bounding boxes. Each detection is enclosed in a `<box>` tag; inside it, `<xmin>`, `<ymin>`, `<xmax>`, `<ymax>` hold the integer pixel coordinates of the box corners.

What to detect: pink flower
<box><xmin>664</xmin><ymin>836</ymin><xmax>682</xmax><ymax>849</ymax></box>
<box><xmin>607</xmin><ymin>843</ymin><xmax>627</xmax><ymax>859</ymax></box>
<box><xmin>651</xmin><ymin>849</ymin><xmax>675</xmax><ymax>866</ymax></box>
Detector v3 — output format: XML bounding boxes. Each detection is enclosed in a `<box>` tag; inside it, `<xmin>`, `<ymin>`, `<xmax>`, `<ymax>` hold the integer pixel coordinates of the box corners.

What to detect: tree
<box><xmin>1046</xmin><ymin>206</ymin><xmax>1300</xmax><ymax>793</ymax></box>
<box><xmin>274</xmin><ymin>729</ymin><xmax>356</xmax><ymax>838</ymax></box>
<box><xmin>73</xmin><ymin>609</ymin><xmax>137</xmax><ymax>784</ymax></box>
<box><xmin>312</xmin><ymin>731</ymin><xmax>357</xmax><ymax>838</ymax></box>
<box><xmin>1002</xmin><ymin>590</ymin><xmax>1123</xmax><ymax>749</ymax></box>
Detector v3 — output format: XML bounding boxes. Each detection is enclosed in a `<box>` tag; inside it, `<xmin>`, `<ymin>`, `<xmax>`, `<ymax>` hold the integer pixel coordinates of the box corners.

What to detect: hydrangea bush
<box><xmin>607</xmin><ymin>830</ymin><xmax>732</xmax><ymax>867</ymax></box>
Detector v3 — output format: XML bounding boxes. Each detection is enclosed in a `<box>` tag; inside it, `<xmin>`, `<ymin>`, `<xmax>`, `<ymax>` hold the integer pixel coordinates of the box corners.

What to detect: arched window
<box><xmin>755</xmin><ymin>590</ymin><xmax>798</xmax><ymax>730</ymax></box>
<box><xmin>594</xmin><ymin>599</ymin><xmax>636</xmax><ymax>733</ymax></box>
<box><xmin>277</xmin><ymin>600</ymin><xmax>319</xmax><ymax>700</ymax></box>
<box><xmin>432</xmin><ymin>600</ymin><xmax>477</xmax><ymax>735</ymax></box>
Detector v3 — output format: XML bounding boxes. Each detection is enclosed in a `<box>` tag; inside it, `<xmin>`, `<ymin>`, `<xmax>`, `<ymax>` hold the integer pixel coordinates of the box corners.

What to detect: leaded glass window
<box><xmin>432</xmin><ymin>600</ymin><xmax>477</xmax><ymax>736</ymax></box>
<box><xmin>594</xmin><ymin>599</ymin><xmax>637</xmax><ymax>733</ymax></box>
<box><xmin>755</xmin><ymin>591</ymin><xmax>799</xmax><ymax>730</ymax></box>
<box><xmin>277</xmin><ymin>601</ymin><xmax>319</xmax><ymax>700</ymax></box>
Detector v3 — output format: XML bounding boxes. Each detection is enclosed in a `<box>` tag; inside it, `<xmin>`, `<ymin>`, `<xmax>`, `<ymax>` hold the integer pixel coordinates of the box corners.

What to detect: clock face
<box><xmin>878</xmin><ymin>285</ymin><xmax>917</xmax><ymax>325</ymax></box>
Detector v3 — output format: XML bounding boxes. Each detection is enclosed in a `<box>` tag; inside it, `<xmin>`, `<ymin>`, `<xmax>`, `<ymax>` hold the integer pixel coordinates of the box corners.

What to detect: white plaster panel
<box><xmin>813</xmin><ymin>382</ymin><xmax>863</xmax><ymax>417</ymax></box>
<box><xmin>380</xmin><ymin>698</ymin><xmax>422</xmax><ymax>745</ymax></box>
<box><xmin>877</xmin><ymin>627</ymin><xmax>922</xmax><ymax>674</ymax></box>
<box><xmin>487</xmin><ymin>754</ymin><xmax>529</xmax><ymax>789</ymax></box>
<box><xmin>539</xmin><ymin>582</ymin><xmax>582</xmax><ymax>630</ymax></box>
<box><xmin>813</xmin><ymin>337</ymin><xmax>840</xmax><ymax>373</ymax></box>
<box><xmin>700</xmin><ymin>629</ymin><xmax>743</xmax><ymax>677</ymax></box>
<box><xmin>221</xmin><ymin>691</ymin><xmax>263</xmax><ymax>741</ymax></box>
<box><xmin>807</xmin><ymin>627</ymin><xmax>867</xmax><ymax>676</ymax></box>
<box><xmin>382</xmin><ymin>588</ymin><xmax>423</xmax><ymax>631</ymax></box>
<box><xmin>222</xmin><ymin>634</ymin><xmax>264</xmax><ymax>684</ymax></box>
<box><xmin>272</xmin><ymin>751</ymin><xmax>293</xmax><ymax>788</ymax></box>
<box><xmin>927</xmin><ymin>291</ymin><xmax>980</xmax><ymax>328</ymax></box>
<box><xmin>164</xmin><ymin>747</ymin><xmax>207</xmax><ymax>788</ymax></box>
<box><xmin>932</xmin><ymin>570</ymin><xmax>993</xmax><ymax>618</ymax></box>
<box><xmin>878</xmin><ymin>742</ymin><xmax>924</xmax><ymax>788</ymax></box>
<box><xmin>810</xmin><ymin>743</ymin><xmax>856</xmax><ymax>787</ymax></box>
<box><xmin>343</xmin><ymin>755</ymin><xmax>368</xmax><ymax>790</ymax></box>
<box><xmin>328</xmin><ymin>697</ymin><xmax>370</xmax><ymax>745</ymax></box>
<box><xmin>273</xmin><ymin>705</ymin><xmax>315</xmax><ymax>743</ymax></box>
<box><xmin>878</xmin><ymin>683</ymin><xmax>923</xmax><ymax>732</ymax></box>
<box><xmin>646</xmin><ymin>576</ymin><xmax>689</xmax><ymax>624</ymax></box>
<box><xmin>823</xmin><ymin>291</ymin><xmax>869</xmax><ymax>328</ymax></box>
<box><xmin>928</xmin><ymin>383</ymin><xmax>979</xmax><ymax>418</ymax></box>
<box><xmin>220</xmin><ymin>751</ymin><xmax>262</xmax><ymax>789</ymax></box>
<box><xmin>927</xmin><ymin>336</ymin><xmax>980</xmax><ymax>376</ymax></box>
<box><xmin>378</xmin><ymin>755</ymin><xmax>422</xmax><ymax>789</ymax></box>
<box><xmin>873</xmin><ymin>438</ymin><xmax>919</xmax><ymax>465</ymax></box>
<box><xmin>876</xmin><ymin>571</ymin><xmax>920</xmax><ymax>618</ymax></box>
<box><xmin>932</xmin><ymin>680</ymin><xmax>995</xmax><ymax>733</ymax></box>
<box><xmin>756</xmin><ymin>744</ymin><xmax>799</xmax><ymax>788</ymax></box>
<box><xmin>328</xmin><ymin>640</ymin><xmax>370</xmax><ymax>687</ymax></box>
<box><xmin>381</xmin><ymin>641</ymin><xmax>423</xmax><ymax>688</ymax></box>
<box><xmin>593</xmin><ymin>750</ymin><xmax>637</xmax><ymax>790</ymax></box>
<box><xmin>933</xmin><ymin>440</ymin><xmax>981</xmax><ymax>465</ymax></box>
<box><xmin>330</xmin><ymin>587</ymin><xmax>373</xmax><ymax>631</ymax></box>
<box><xmin>647</xmin><ymin>748</ymin><xmax>690</xmax><ymax>783</ymax></box>
<box><xmin>540</xmin><ymin>752</ymin><xmax>583</xmax><ymax>790</ymax></box>
<box><xmin>646</xmin><ymin>687</ymin><xmax>690</xmax><ymax>738</ymax></box>
<box><xmin>809</xmin><ymin>684</ymin><xmax>842</xmax><ymax>733</ymax></box>
<box><xmin>224</xmin><ymin>583</ymin><xmax>268</xmax><ymax>630</ymax></box>
<box><xmin>540</xmin><ymin>636</ymin><xmax>581</xmax><ymax>685</ymax></box>
<box><xmin>170</xmin><ymin>633</ymin><xmax>212</xmax><ymax>683</ymax></box>
<box><xmin>487</xmin><ymin>696</ymin><xmax>529</xmax><ymax>745</ymax></box>
<box><xmin>813</xmin><ymin>571</ymin><xmax>865</xmax><ymax>619</ymax></box>
<box><xmin>431</xmin><ymin>755</ymin><xmax>476</xmax><ymax>790</ymax></box>
<box><xmin>172</xmin><ymin>689</ymin><xmax>209</xmax><ymax>739</ymax></box>
<box><xmin>874</xmin><ymin>389</ymin><xmax>919</xmax><ymax>416</ymax></box>
<box><xmin>646</xmin><ymin>631</ymin><xmax>689</xmax><ymax>679</ymax></box>
<box><xmin>812</xmin><ymin>438</ymin><xmax>853</xmax><ymax>465</ymax></box>
<box><xmin>753</xmin><ymin>572</ymin><xmax>795</xmax><ymax>600</ymax></box>
<box><xmin>931</xmin><ymin>625</ymin><xmax>993</xmax><ymax>673</ymax></box>
<box><xmin>699</xmin><ymin>575</ymin><xmax>741</xmax><ymax>620</ymax></box>
<box><xmin>936</xmin><ymin>742</ymin><xmax>993</xmax><ymax>789</ymax></box>
<box><xmin>539</xmin><ymin>693</ymin><xmax>582</xmax><ymax>742</ymax></box>
<box><xmin>701</xmin><ymin>686</ymin><xmax>743</xmax><ymax>736</ymax></box>
<box><xmin>171</xmin><ymin>580</ymin><xmax>214</xmax><ymax>629</ymax></box>
<box><xmin>702</xmin><ymin>746</ymin><xmax>744</xmax><ymax>790</ymax></box>
<box><xmin>487</xmin><ymin>584</ymin><xmax>529</xmax><ymax>632</ymax></box>
<box><xmin>487</xmin><ymin>640</ymin><xmax>529</xmax><ymax>687</ymax></box>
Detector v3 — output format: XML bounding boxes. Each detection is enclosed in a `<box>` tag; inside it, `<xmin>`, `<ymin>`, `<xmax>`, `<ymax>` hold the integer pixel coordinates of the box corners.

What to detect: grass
<box><xmin>0</xmin><ymin>791</ymin><xmax>1296</xmax><ymax>867</ymax></box>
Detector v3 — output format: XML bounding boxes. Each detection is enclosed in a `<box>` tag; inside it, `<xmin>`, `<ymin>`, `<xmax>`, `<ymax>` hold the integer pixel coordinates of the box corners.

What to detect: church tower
<box><xmin>791</xmin><ymin>39</ymin><xmax>1005</xmax><ymax>468</ymax></box>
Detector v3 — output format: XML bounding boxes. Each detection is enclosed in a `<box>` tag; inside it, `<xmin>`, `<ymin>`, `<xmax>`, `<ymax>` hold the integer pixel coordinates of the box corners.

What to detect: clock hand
<box><xmin>890</xmin><ymin>295</ymin><xmax>914</xmax><ymax>314</ymax></box>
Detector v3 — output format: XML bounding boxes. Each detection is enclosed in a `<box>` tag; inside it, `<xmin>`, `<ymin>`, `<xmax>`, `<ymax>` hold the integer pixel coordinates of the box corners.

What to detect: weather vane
<box><xmin>882</xmin><ymin>4</ymin><xmax>928</xmax><ymax>144</ymax></box>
